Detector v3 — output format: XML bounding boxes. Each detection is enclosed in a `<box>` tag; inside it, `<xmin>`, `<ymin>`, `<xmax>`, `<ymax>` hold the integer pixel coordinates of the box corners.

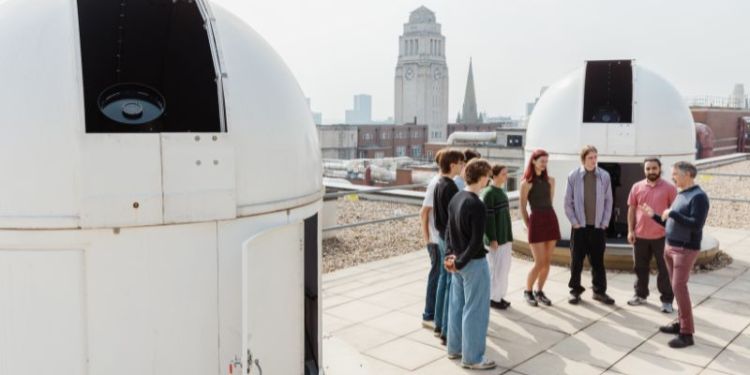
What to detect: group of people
<box><xmin>419</xmin><ymin>145</ymin><xmax>710</xmax><ymax>370</ymax></box>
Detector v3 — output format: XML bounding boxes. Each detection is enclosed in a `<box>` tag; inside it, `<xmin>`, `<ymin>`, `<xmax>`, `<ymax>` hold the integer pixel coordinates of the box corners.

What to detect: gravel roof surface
<box><xmin>323</xmin><ymin>161</ymin><xmax>749</xmax><ymax>273</ymax></box>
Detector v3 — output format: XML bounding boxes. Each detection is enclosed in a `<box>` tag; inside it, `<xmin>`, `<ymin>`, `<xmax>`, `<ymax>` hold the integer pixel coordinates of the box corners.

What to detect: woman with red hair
<box><xmin>519</xmin><ymin>149</ymin><xmax>561</xmax><ymax>306</ymax></box>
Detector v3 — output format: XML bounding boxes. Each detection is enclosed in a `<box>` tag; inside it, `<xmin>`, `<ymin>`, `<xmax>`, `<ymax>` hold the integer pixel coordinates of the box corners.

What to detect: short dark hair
<box><xmin>491</xmin><ymin>164</ymin><xmax>507</xmax><ymax>176</ymax></box>
<box><xmin>437</xmin><ymin>149</ymin><xmax>465</xmax><ymax>174</ymax></box>
<box><xmin>673</xmin><ymin>161</ymin><xmax>697</xmax><ymax>178</ymax></box>
<box><xmin>464</xmin><ymin>149</ymin><xmax>481</xmax><ymax>162</ymax></box>
<box><xmin>464</xmin><ymin>159</ymin><xmax>492</xmax><ymax>185</ymax></box>
<box><xmin>580</xmin><ymin>145</ymin><xmax>598</xmax><ymax>162</ymax></box>
<box><xmin>643</xmin><ymin>157</ymin><xmax>662</xmax><ymax>167</ymax></box>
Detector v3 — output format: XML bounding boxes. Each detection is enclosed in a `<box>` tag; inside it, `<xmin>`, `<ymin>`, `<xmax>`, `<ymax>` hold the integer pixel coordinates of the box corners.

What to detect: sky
<box><xmin>213</xmin><ymin>0</ymin><xmax>749</xmax><ymax>124</ymax></box>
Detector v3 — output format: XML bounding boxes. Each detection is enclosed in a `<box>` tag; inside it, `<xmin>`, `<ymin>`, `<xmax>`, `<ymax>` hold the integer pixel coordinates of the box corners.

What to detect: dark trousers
<box><xmin>633</xmin><ymin>237</ymin><xmax>674</xmax><ymax>303</ymax></box>
<box><xmin>423</xmin><ymin>243</ymin><xmax>440</xmax><ymax>320</ymax></box>
<box><xmin>569</xmin><ymin>226</ymin><xmax>607</xmax><ymax>295</ymax></box>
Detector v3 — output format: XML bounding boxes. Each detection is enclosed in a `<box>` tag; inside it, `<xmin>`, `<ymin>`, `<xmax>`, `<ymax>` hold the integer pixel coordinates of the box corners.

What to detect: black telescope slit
<box><xmin>77</xmin><ymin>0</ymin><xmax>222</xmax><ymax>133</ymax></box>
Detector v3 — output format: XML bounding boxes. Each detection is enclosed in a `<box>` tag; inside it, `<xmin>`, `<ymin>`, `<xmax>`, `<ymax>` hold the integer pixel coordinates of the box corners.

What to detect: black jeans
<box><xmin>423</xmin><ymin>243</ymin><xmax>440</xmax><ymax>320</ymax></box>
<box><xmin>633</xmin><ymin>237</ymin><xmax>674</xmax><ymax>303</ymax></box>
<box><xmin>569</xmin><ymin>226</ymin><xmax>607</xmax><ymax>295</ymax></box>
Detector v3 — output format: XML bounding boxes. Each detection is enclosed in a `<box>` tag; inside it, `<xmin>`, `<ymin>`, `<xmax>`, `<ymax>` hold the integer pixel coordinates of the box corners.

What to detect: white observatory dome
<box><xmin>524</xmin><ymin>60</ymin><xmax>696</xmax><ymax>243</ymax></box>
<box><xmin>0</xmin><ymin>1</ymin><xmax>324</xmax><ymax>375</ymax></box>
<box><xmin>0</xmin><ymin>0</ymin><xmax>322</xmax><ymax>229</ymax></box>
<box><xmin>527</xmin><ymin>61</ymin><xmax>695</xmax><ymax>158</ymax></box>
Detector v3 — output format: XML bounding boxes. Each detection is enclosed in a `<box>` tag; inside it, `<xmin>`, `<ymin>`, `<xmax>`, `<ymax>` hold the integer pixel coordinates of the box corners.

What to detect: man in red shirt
<box><xmin>627</xmin><ymin>158</ymin><xmax>678</xmax><ymax>313</ymax></box>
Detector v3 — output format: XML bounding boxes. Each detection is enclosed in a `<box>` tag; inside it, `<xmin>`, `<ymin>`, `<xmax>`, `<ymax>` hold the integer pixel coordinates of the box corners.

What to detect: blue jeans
<box><xmin>423</xmin><ymin>243</ymin><xmax>440</xmax><ymax>320</ymax></box>
<box><xmin>434</xmin><ymin>238</ymin><xmax>451</xmax><ymax>334</ymax></box>
<box><xmin>447</xmin><ymin>257</ymin><xmax>491</xmax><ymax>365</ymax></box>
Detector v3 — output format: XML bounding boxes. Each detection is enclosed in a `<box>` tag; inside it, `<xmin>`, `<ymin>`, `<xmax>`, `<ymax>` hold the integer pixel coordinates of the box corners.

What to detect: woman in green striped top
<box><xmin>480</xmin><ymin>164</ymin><xmax>514</xmax><ymax>310</ymax></box>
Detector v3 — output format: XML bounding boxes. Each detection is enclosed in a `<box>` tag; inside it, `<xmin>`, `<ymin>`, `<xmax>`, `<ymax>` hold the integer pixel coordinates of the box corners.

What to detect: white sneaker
<box><xmin>661</xmin><ymin>302</ymin><xmax>674</xmax><ymax>313</ymax></box>
<box><xmin>447</xmin><ymin>352</ymin><xmax>461</xmax><ymax>360</ymax></box>
<box><xmin>422</xmin><ymin>320</ymin><xmax>435</xmax><ymax>329</ymax></box>
<box><xmin>461</xmin><ymin>359</ymin><xmax>496</xmax><ymax>370</ymax></box>
<box><xmin>627</xmin><ymin>295</ymin><xmax>646</xmax><ymax>306</ymax></box>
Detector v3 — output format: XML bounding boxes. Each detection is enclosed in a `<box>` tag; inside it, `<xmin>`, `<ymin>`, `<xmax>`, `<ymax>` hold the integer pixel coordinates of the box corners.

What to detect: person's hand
<box><xmin>523</xmin><ymin>218</ymin><xmax>529</xmax><ymax>229</ymax></box>
<box><xmin>627</xmin><ymin>231</ymin><xmax>635</xmax><ymax>244</ymax></box>
<box><xmin>640</xmin><ymin>203</ymin><xmax>654</xmax><ymax>217</ymax></box>
<box><xmin>444</xmin><ymin>255</ymin><xmax>457</xmax><ymax>273</ymax></box>
<box><xmin>490</xmin><ymin>240</ymin><xmax>499</xmax><ymax>251</ymax></box>
<box><xmin>661</xmin><ymin>209</ymin><xmax>671</xmax><ymax>222</ymax></box>
<box><xmin>572</xmin><ymin>224</ymin><xmax>582</xmax><ymax>229</ymax></box>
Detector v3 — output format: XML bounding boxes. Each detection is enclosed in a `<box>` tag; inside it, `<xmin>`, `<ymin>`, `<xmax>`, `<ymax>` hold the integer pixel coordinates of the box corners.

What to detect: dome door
<box><xmin>242</xmin><ymin>222</ymin><xmax>305</xmax><ymax>375</ymax></box>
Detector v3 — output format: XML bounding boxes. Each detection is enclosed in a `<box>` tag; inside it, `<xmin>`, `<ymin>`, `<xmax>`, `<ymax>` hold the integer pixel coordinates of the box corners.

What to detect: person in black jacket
<box><xmin>443</xmin><ymin>159</ymin><xmax>496</xmax><ymax>370</ymax></box>
<box><xmin>641</xmin><ymin>161</ymin><xmax>709</xmax><ymax>349</ymax></box>
<box><xmin>431</xmin><ymin>149</ymin><xmax>465</xmax><ymax>343</ymax></box>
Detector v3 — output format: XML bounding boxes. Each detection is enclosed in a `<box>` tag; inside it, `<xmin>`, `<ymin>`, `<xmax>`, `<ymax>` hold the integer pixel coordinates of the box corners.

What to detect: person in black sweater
<box><xmin>641</xmin><ymin>161</ymin><xmax>710</xmax><ymax>349</ymax></box>
<box><xmin>443</xmin><ymin>159</ymin><xmax>496</xmax><ymax>370</ymax></box>
<box><xmin>431</xmin><ymin>149</ymin><xmax>465</xmax><ymax>342</ymax></box>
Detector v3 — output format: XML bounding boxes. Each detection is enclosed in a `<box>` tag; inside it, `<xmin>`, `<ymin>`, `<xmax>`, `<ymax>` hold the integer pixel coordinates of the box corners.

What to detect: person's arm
<box><xmin>601</xmin><ymin>172</ymin><xmax>613</xmax><ymax>229</ymax></box>
<box><xmin>482</xmin><ymin>190</ymin><xmax>498</xmax><ymax>249</ymax></box>
<box><xmin>455</xmin><ymin>203</ymin><xmax>487</xmax><ymax>269</ymax></box>
<box><xmin>640</xmin><ymin>204</ymin><xmax>667</xmax><ymax>227</ymax></box>
<box><xmin>668</xmin><ymin>194</ymin><xmax>710</xmax><ymax>230</ymax></box>
<box><xmin>420</xmin><ymin>206</ymin><xmax>431</xmax><ymax>244</ymax></box>
<box><xmin>627</xmin><ymin>205</ymin><xmax>636</xmax><ymax>244</ymax></box>
<box><xmin>519</xmin><ymin>181</ymin><xmax>530</xmax><ymax>228</ymax></box>
<box><xmin>564</xmin><ymin>173</ymin><xmax>580</xmax><ymax>228</ymax></box>
<box><xmin>626</xmin><ymin>185</ymin><xmax>637</xmax><ymax>244</ymax></box>
<box><xmin>549</xmin><ymin>176</ymin><xmax>556</xmax><ymax>202</ymax></box>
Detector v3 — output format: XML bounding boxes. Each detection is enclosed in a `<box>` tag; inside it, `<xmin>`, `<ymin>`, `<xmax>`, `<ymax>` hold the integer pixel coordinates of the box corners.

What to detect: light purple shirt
<box><xmin>564</xmin><ymin>166</ymin><xmax>613</xmax><ymax>229</ymax></box>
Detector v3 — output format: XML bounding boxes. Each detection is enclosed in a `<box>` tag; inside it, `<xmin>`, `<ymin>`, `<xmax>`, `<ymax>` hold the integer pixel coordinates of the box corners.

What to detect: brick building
<box><xmin>691</xmin><ymin>108</ymin><xmax>750</xmax><ymax>157</ymax></box>
<box><xmin>317</xmin><ymin>124</ymin><xmax>428</xmax><ymax>159</ymax></box>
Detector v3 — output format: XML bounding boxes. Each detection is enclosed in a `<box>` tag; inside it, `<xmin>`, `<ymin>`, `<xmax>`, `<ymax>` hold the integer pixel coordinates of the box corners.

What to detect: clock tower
<box><xmin>394</xmin><ymin>6</ymin><xmax>449</xmax><ymax>143</ymax></box>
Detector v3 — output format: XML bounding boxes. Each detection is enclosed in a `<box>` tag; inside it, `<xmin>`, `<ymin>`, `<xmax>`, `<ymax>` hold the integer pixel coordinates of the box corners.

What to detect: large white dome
<box><xmin>526</xmin><ymin>61</ymin><xmax>695</xmax><ymax>158</ymax></box>
<box><xmin>0</xmin><ymin>0</ymin><xmax>322</xmax><ymax>229</ymax></box>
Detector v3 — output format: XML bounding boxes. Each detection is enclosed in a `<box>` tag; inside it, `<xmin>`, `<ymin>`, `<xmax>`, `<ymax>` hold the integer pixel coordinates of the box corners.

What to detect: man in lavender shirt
<box><xmin>564</xmin><ymin>145</ymin><xmax>615</xmax><ymax>305</ymax></box>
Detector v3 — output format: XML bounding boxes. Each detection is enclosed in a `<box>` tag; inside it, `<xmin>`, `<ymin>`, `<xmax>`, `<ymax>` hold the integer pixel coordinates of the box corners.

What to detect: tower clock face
<box><xmin>433</xmin><ymin>68</ymin><xmax>442</xmax><ymax>80</ymax></box>
<box><xmin>405</xmin><ymin>67</ymin><xmax>414</xmax><ymax>80</ymax></box>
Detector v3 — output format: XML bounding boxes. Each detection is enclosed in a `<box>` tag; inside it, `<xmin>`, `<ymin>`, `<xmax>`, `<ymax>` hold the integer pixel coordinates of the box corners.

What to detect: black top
<box><xmin>650</xmin><ymin>185</ymin><xmax>709</xmax><ymax>250</ymax></box>
<box><xmin>528</xmin><ymin>175</ymin><xmax>552</xmax><ymax>209</ymax></box>
<box><xmin>434</xmin><ymin>176</ymin><xmax>459</xmax><ymax>240</ymax></box>
<box><xmin>445</xmin><ymin>191</ymin><xmax>488</xmax><ymax>270</ymax></box>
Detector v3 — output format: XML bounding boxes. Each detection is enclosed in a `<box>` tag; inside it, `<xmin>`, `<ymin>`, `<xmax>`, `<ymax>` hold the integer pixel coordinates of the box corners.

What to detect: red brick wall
<box><xmin>691</xmin><ymin>108</ymin><xmax>750</xmax><ymax>156</ymax></box>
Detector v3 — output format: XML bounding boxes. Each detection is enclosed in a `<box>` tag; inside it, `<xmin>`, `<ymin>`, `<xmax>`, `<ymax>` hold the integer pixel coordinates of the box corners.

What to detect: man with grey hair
<box><xmin>641</xmin><ymin>161</ymin><xmax>709</xmax><ymax>349</ymax></box>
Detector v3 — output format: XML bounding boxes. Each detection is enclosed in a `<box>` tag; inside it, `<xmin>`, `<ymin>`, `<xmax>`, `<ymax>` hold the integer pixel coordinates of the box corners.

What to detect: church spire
<box><xmin>460</xmin><ymin>58</ymin><xmax>479</xmax><ymax>124</ymax></box>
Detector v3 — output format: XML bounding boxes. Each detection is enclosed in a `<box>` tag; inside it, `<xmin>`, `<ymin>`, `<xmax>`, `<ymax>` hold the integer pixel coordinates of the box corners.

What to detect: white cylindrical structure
<box><xmin>446</xmin><ymin>131</ymin><xmax>497</xmax><ymax>144</ymax></box>
<box><xmin>0</xmin><ymin>1</ymin><xmax>323</xmax><ymax>374</ymax></box>
<box><xmin>525</xmin><ymin>60</ymin><xmax>695</xmax><ymax>242</ymax></box>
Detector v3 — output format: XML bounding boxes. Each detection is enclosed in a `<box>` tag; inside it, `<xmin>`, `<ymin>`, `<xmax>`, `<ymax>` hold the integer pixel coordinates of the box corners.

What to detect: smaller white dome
<box><xmin>526</xmin><ymin>61</ymin><xmax>695</xmax><ymax>158</ymax></box>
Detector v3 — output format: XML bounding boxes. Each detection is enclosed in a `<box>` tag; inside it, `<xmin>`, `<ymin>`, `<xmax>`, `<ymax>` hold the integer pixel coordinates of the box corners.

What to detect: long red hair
<box><xmin>523</xmin><ymin>149</ymin><xmax>549</xmax><ymax>183</ymax></box>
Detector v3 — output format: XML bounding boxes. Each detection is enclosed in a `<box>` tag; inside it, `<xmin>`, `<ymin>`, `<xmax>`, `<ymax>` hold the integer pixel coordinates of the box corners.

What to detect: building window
<box><xmin>363</xmin><ymin>133</ymin><xmax>373</xmax><ymax>141</ymax></box>
<box><xmin>358</xmin><ymin>151</ymin><xmax>366</xmax><ymax>158</ymax></box>
<box><xmin>411</xmin><ymin>146</ymin><xmax>422</xmax><ymax>157</ymax></box>
<box><xmin>395</xmin><ymin>146</ymin><xmax>406</xmax><ymax>156</ymax></box>
<box><xmin>374</xmin><ymin>151</ymin><xmax>385</xmax><ymax>159</ymax></box>
<box><xmin>507</xmin><ymin>134</ymin><xmax>523</xmax><ymax>147</ymax></box>
<box><xmin>381</xmin><ymin>132</ymin><xmax>388</xmax><ymax>140</ymax></box>
<box><xmin>412</xmin><ymin>131</ymin><xmax>419</xmax><ymax>139</ymax></box>
<box><xmin>397</xmin><ymin>131</ymin><xmax>404</xmax><ymax>139</ymax></box>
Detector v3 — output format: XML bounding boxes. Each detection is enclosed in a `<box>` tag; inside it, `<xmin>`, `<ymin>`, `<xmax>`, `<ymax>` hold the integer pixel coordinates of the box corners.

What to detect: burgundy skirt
<box><xmin>528</xmin><ymin>208</ymin><xmax>561</xmax><ymax>244</ymax></box>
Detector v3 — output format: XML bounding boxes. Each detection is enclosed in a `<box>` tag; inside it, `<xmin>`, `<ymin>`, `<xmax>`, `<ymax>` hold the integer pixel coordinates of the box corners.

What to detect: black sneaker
<box><xmin>534</xmin><ymin>290</ymin><xmax>552</xmax><ymax>306</ymax></box>
<box><xmin>440</xmin><ymin>336</ymin><xmax>446</xmax><ymax>346</ymax></box>
<box><xmin>592</xmin><ymin>292</ymin><xmax>615</xmax><ymax>305</ymax></box>
<box><xmin>568</xmin><ymin>293</ymin><xmax>581</xmax><ymax>305</ymax></box>
<box><xmin>433</xmin><ymin>326</ymin><xmax>441</xmax><ymax>337</ymax></box>
<box><xmin>659</xmin><ymin>322</ymin><xmax>681</xmax><ymax>334</ymax></box>
<box><xmin>499</xmin><ymin>299</ymin><xmax>511</xmax><ymax>309</ymax></box>
<box><xmin>491</xmin><ymin>299</ymin><xmax>511</xmax><ymax>310</ymax></box>
<box><xmin>668</xmin><ymin>334</ymin><xmax>694</xmax><ymax>348</ymax></box>
<box><xmin>524</xmin><ymin>290</ymin><xmax>538</xmax><ymax>306</ymax></box>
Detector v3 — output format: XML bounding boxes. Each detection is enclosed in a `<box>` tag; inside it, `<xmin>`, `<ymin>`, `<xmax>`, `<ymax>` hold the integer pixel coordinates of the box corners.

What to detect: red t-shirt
<box><xmin>627</xmin><ymin>178</ymin><xmax>678</xmax><ymax>240</ymax></box>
